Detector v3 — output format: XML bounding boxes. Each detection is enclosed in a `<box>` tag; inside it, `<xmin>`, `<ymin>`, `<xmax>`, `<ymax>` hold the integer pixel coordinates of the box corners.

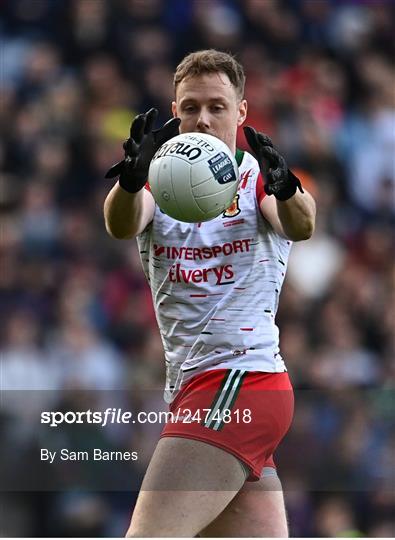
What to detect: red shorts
<box><xmin>160</xmin><ymin>368</ymin><xmax>294</xmax><ymax>481</ymax></box>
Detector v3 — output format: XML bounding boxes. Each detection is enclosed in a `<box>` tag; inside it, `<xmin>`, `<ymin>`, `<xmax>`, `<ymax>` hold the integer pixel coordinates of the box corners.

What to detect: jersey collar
<box><xmin>235</xmin><ymin>148</ymin><xmax>244</xmax><ymax>166</ymax></box>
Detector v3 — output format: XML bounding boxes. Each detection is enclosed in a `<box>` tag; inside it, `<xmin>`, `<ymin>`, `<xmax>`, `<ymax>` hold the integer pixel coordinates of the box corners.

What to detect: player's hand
<box><xmin>243</xmin><ymin>126</ymin><xmax>303</xmax><ymax>201</ymax></box>
<box><xmin>105</xmin><ymin>108</ymin><xmax>181</xmax><ymax>193</ymax></box>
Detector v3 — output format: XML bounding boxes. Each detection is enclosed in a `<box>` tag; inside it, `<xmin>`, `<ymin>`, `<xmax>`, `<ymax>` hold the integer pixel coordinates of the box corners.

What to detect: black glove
<box><xmin>105</xmin><ymin>108</ymin><xmax>181</xmax><ymax>193</ymax></box>
<box><xmin>243</xmin><ymin>126</ymin><xmax>303</xmax><ymax>201</ymax></box>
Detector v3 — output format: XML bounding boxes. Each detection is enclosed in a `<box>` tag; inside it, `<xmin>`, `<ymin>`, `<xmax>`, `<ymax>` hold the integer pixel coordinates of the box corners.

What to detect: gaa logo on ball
<box><xmin>148</xmin><ymin>133</ymin><xmax>240</xmax><ymax>223</ymax></box>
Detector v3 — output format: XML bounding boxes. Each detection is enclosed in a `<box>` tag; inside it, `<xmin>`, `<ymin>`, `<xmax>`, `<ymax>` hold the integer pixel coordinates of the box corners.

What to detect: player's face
<box><xmin>172</xmin><ymin>72</ymin><xmax>247</xmax><ymax>154</ymax></box>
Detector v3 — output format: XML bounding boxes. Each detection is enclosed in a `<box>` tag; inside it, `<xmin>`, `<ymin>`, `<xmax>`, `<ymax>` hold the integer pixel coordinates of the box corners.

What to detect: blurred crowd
<box><xmin>1</xmin><ymin>0</ymin><xmax>394</xmax><ymax>537</ymax></box>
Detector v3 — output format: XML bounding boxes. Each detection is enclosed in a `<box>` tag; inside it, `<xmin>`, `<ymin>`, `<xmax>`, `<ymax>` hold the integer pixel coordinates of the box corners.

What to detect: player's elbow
<box><xmin>104</xmin><ymin>221</ymin><xmax>135</xmax><ymax>240</ymax></box>
<box><xmin>291</xmin><ymin>220</ymin><xmax>314</xmax><ymax>242</ymax></box>
<box><xmin>287</xmin><ymin>219</ymin><xmax>315</xmax><ymax>241</ymax></box>
<box><xmin>294</xmin><ymin>229</ymin><xmax>313</xmax><ymax>242</ymax></box>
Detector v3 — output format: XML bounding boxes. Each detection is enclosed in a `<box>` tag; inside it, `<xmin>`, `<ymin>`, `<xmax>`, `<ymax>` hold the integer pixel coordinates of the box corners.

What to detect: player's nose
<box><xmin>196</xmin><ymin>110</ymin><xmax>210</xmax><ymax>131</ymax></box>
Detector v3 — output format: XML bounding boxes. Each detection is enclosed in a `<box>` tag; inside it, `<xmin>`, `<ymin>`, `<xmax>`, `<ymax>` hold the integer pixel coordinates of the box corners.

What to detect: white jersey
<box><xmin>137</xmin><ymin>150</ymin><xmax>292</xmax><ymax>402</ymax></box>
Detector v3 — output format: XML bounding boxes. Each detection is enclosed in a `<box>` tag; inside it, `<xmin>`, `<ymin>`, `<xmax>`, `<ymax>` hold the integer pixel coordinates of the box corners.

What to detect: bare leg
<box><xmin>200</xmin><ymin>469</ymin><xmax>288</xmax><ymax>538</ymax></box>
<box><xmin>126</xmin><ymin>437</ymin><xmax>246</xmax><ymax>537</ymax></box>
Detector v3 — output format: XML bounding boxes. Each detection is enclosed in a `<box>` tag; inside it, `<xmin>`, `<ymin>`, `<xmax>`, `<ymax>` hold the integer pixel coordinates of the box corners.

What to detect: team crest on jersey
<box><xmin>222</xmin><ymin>194</ymin><xmax>241</xmax><ymax>218</ymax></box>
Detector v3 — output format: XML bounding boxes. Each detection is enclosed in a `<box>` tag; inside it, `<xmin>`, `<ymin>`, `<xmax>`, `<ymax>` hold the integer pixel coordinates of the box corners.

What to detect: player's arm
<box><xmin>104</xmin><ymin>184</ymin><xmax>155</xmax><ymax>238</ymax></box>
<box><xmin>103</xmin><ymin>108</ymin><xmax>180</xmax><ymax>239</ymax></box>
<box><xmin>259</xmin><ymin>188</ymin><xmax>316</xmax><ymax>241</ymax></box>
<box><xmin>244</xmin><ymin>127</ymin><xmax>316</xmax><ymax>241</ymax></box>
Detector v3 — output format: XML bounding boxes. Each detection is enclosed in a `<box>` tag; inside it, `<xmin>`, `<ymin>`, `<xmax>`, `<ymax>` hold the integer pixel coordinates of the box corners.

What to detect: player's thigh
<box><xmin>126</xmin><ymin>436</ymin><xmax>246</xmax><ymax>538</ymax></box>
<box><xmin>199</xmin><ymin>469</ymin><xmax>288</xmax><ymax>538</ymax></box>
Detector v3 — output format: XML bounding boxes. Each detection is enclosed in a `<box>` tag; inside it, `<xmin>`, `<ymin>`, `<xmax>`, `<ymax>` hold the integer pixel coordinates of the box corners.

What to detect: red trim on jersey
<box><xmin>240</xmin><ymin>168</ymin><xmax>253</xmax><ymax>189</ymax></box>
<box><xmin>144</xmin><ymin>181</ymin><xmax>151</xmax><ymax>192</ymax></box>
<box><xmin>256</xmin><ymin>172</ymin><xmax>266</xmax><ymax>205</ymax></box>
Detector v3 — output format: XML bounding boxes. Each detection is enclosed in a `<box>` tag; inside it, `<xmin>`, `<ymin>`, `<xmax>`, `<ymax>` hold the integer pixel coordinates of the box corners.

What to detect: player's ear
<box><xmin>237</xmin><ymin>99</ymin><xmax>248</xmax><ymax>127</ymax></box>
<box><xmin>171</xmin><ymin>101</ymin><xmax>178</xmax><ymax>118</ymax></box>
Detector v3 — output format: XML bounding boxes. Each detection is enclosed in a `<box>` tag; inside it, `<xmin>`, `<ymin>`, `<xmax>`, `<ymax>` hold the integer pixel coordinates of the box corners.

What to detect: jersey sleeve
<box><xmin>256</xmin><ymin>172</ymin><xmax>267</xmax><ymax>206</ymax></box>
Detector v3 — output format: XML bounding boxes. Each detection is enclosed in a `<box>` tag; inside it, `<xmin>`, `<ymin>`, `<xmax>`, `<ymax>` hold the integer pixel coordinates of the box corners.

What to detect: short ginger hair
<box><xmin>174</xmin><ymin>49</ymin><xmax>246</xmax><ymax>100</ymax></box>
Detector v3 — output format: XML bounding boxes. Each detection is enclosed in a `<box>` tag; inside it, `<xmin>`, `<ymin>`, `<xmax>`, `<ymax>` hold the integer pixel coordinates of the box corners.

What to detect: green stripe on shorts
<box><xmin>204</xmin><ymin>369</ymin><xmax>246</xmax><ymax>431</ymax></box>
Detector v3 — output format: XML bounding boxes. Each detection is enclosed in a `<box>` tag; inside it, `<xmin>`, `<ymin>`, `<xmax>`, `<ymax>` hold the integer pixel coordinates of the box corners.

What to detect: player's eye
<box><xmin>183</xmin><ymin>105</ymin><xmax>197</xmax><ymax>113</ymax></box>
<box><xmin>211</xmin><ymin>105</ymin><xmax>225</xmax><ymax>113</ymax></box>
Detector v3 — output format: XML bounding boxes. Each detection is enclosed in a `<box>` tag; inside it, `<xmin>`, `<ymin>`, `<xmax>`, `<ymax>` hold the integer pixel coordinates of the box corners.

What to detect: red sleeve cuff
<box><xmin>256</xmin><ymin>172</ymin><xmax>266</xmax><ymax>205</ymax></box>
